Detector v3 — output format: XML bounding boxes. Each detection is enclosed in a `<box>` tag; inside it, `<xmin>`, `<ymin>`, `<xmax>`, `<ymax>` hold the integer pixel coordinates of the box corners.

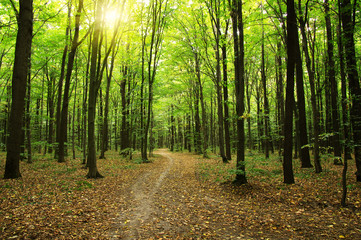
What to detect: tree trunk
<box><xmin>325</xmin><ymin>0</ymin><xmax>342</xmax><ymax>164</ymax></box>
<box><xmin>82</xmin><ymin>39</ymin><xmax>91</xmax><ymax>165</ymax></box>
<box><xmin>295</xmin><ymin>21</ymin><xmax>312</xmax><ymax>168</ymax></box>
<box><xmin>4</xmin><ymin>0</ymin><xmax>33</xmax><ymax>179</ymax></box>
<box><xmin>222</xmin><ymin>38</ymin><xmax>231</xmax><ymax>160</ymax></box>
<box><xmin>261</xmin><ymin>33</ymin><xmax>270</xmax><ymax>159</ymax></box>
<box><xmin>231</xmin><ymin>0</ymin><xmax>247</xmax><ymax>184</ymax></box>
<box><xmin>195</xmin><ymin>52</ymin><xmax>208</xmax><ymax>158</ymax></box>
<box><xmin>99</xmin><ymin>46</ymin><xmax>115</xmax><ymax>159</ymax></box>
<box><xmin>46</xmin><ymin>70</ymin><xmax>55</xmax><ymax>154</ymax></box>
<box><xmin>276</xmin><ymin>43</ymin><xmax>285</xmax><ymax>155</ymax></box>
<box><xmin>120</xmin><ymin>66</ymin><xmax>130</xmax><ymax>155</ymax></box>
<box><xmin>58</xmin><ymin>0</ymin><xmax>83</xmax><ymax>163</ymax></box>
<box><xmin>86</xmin><ymin>0</ymin><xmax>103</xmax><ymax>179</ymax></box>
<box><xmin>194</xmin><ymin>83</ymin><xmax>202</xmax><ymax>154</ymax></box>
<box><xmin>299</xmin><ymin>11</ymin><xmax>322</xmax><ymax>173</ymax></box>
<box><xmin>55</xmin><ymin>3</ymin><xmax>71</xmax><ymax>159</ymax></box>
<box><xmin>283</xmin><ymin>0</ymin><xmax>297</xmax><ymax>184</ymax></box>
<box><xmin>340</xmin><ymin>0</ymin><xmax>361</xmax><ymax>182</ymax></box>
<box><xmin>25</xmin><ymin>68</ymin><xmax>32</xmax><ymax>163</ymax></box>
<box><xmin>337</xmin><ymin>5</ymin><xmax>351</xmax><ymax>161</ymax></box>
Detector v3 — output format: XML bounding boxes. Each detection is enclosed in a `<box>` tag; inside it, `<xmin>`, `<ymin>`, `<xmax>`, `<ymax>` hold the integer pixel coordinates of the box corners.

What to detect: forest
<box><xmin>0</xmin><ymin>0</ymin><xmax>361</xmax><ymax>238</ymax></box>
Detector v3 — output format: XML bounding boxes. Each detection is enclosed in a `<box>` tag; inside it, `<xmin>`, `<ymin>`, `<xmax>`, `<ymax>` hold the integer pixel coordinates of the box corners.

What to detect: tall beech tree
<box><xmin>140</xmin><ymin>0</ymin><xmax>168</xmax><ymax>162</ymax></box>
<box><xmin>325</xmin><ymin>0</ymin><xmax>342</xmax><ymax>164</ymax></box>
<box><xmin>55</xmin><ymin>3</ymin><xmax>71</xmax><ymax>159</ymax></box>
<box><xmin>86</xmin><ymin>0</ymin><xmax>104</xmax><ymax>178</ymax></box>
<box><xmin>340</xmin><ymin>0</ymin><xmax>361</xmax><ymax>182</ymax></box>
<box><xmin>298</xmin><ymin>2</ymin><xmax>322</xmax><ymax>173</ymax></box>
<box><xmin>230</xmin><ymin>0</ymin><xmax>247</xmax><ymax>184</ymax></box>
<box><xmin>283</xmin><ymin>0</ymin><xmax>297</xmax><ymax>184</ymax></box>
<box><xmin>4</xmin><ymin>0</ymin><xmax>33</xmax><ymax>179</ymax></box>
<box><xmin>205</xmin><ymin>0</ymin><xmax>227</xmax><ymax>163</ymax></box>
<box><xmin>57</xmin><ymin>0</ymin><xmax>85</xmax><ymax>163</ymax></box>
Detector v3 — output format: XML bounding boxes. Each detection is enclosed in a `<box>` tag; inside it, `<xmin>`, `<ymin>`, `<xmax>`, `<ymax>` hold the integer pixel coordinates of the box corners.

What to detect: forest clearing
<box><xmin>1</xmin><ymin>149</ymin><xmax>360</xmax><ymax>239</ymax></box>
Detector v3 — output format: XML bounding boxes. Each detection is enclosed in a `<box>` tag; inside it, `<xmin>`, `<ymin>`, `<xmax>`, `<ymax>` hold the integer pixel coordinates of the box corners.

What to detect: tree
<box><xmin>325</xmin><ymin>0</ymin><xmax>342</xmax><ymax>165</ymax></box>
<box><xmin>58</xmin><ymin>0</ymin><xmax>85</xmax><ymax>163</ymax></box>
<box><xmin>86</xmin><ymin>0</ymin><xmax>104</xmax><ymax>178</ymax></box>
<box><xmin>141</xmin><ymin>0</ymin><xmax>168</xmax><ymax>162</ymax></box>
<box><xmin>230</xmin><ymin>0</ymin><xmax>247</xmax><ymax>184</ymax></box>
<box><xmin>298</xmin><ymin>2</ymin><xmax>322</xmax><ymax>173</ymax></box>
<box><xmin>283</xmin><ymin>0</ymin><xmax>297</xmax><ymax>184</ymax></box>
<box><xmin>4</xmin><ymin>0</ymin><xmax>33</xmax><ymax>179</ymax></box>
<box><xmin>340</xmin><ymin>0</ymin><xmax>361</xmax><ymax>182</ymax></box>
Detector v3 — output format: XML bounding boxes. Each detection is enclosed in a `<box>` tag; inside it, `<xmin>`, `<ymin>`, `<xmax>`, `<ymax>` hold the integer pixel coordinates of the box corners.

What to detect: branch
<box><xmin>9</xmin><ymin>0</ymin><xmax>19</xmax><ymax>21</ymax></box>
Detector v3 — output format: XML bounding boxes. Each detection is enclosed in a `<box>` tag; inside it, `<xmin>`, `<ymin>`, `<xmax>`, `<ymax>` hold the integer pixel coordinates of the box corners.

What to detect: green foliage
<box><xmin>75</xmin><ymin>180</ymin><xmax>93</xmax><ymax>191</ymax></box>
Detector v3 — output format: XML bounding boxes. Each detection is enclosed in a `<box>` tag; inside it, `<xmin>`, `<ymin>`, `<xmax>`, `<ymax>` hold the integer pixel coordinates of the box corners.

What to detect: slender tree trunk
<box><xmin>47</xmin><ymin>72</ymin><xmax>55</xmax><ymax>154</ymax></box>
<box><xmin>340</xmin><ymin>0</ymin><xmax>361</xmax><ymax>182</ymax></box>
<box><xmin>55</xmin><ymin>3</ymin><xmax>71</xmax><ymax>159</ymax></box>
<box><xmin>99</xmin><ymin>46</ymin><xmax>115</xmax><ymax>159</ymax></box>
<box><xmin>299</xmin><ymin>11</ymin><xmax>322</xmax><ymax>173</ymax></box>
<box><xmin>276</xmin><ymin>43</ymin><xmax>285</xmax><ymax>155</ymax></box>
<box><xmin>82</xmin><ymin>40</ymin><xmax>91</xmax><ymax>165</ymax></box>
<box><xmin>222</xmin><ymin>37</ymin><xmax>231</xmax><ymax>160</ymax></box>
<box><xmin>25</xmin><ymin>67</ymin><xmax>32</xmax><ymax>163</ymax></box>
<box><xmin>325</xmin><ymin>0</ymin><xmax>342</xmax><ymax>164</ymax></box>
<box><xmin>295</xmin><ymin>20</ymin><xmax>312</xmax><ymax>168</ymax></box>
<box><xmin>4</xmin><ymin>0</ymin><xmax>33</xmax><ymax>179</ymax></box>
<box><xmin>231</xmin><ymin>0</ymin><xmax>247</xmax><ymax>184</ymax></box>
<box><xmin>193</xmin><ymin>83</ymin><xmax>202</xmax><ymax>154</ymax></box>
<box><xmin>337</xmin><ymin>6</ymin><xmax>351</xmax><ymax>160</ymax></box>
<box><xmin>120</xmin><ymin>66</ymin><xmax>130</xmax><ymax>155</ymax></box>
<box><xmin>195</xmin><ymin>52</ymin><xmax>208</xmax><ymax>158</ymax></box>
<box><xmin>58</xmin><ymin>0</ymin><xmax>83</xmax><ymax>163</ymax></box>
<box><xmin>72</xmin><ymin>63</ymin><xmax>78</xmax><ymax>160</ymax></box>
<box><xmin>170</xmin><ymin>105</ymin><xmax>175</xmax><ymax>152</ymax></box>
<box><xmin>87</xmin><ymin>0</ymin><xmax>103</xmax><ymax>179</ymax></box>
<box><xmin>261</xmin><ymin>33</ymin><xmax>270</xmax><ymax>159</ymax></box>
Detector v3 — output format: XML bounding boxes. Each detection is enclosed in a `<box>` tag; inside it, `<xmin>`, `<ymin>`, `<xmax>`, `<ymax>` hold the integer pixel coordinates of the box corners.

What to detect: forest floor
<box><xmin>0</xmin><ymin>149</ymin><xmax>361</xmax><ymax>239</ymax></box>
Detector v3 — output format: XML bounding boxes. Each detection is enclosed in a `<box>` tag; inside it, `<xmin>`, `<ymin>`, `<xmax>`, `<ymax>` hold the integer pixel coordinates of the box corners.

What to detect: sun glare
<box><xmin>104</xmin><ymin>9</ymin><xmax>119</xmax><ymax>26</ymax></box>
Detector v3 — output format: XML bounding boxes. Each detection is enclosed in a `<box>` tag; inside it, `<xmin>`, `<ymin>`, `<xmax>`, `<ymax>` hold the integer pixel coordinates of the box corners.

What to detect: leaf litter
<box><xmin>0</xmin><ymin>150</ymin><xmax>360</xmax><ymax>239</ymax></box>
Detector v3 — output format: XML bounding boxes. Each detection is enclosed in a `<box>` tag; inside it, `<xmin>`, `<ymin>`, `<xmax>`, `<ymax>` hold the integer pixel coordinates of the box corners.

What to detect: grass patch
<box><xmin>74</xmin><ymin>180</ymin><xmax>93</xmax><ymax>191</ymax></box>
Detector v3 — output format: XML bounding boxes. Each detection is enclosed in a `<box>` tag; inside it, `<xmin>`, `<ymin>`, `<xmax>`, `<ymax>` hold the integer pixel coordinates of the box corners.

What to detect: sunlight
<box><xmin>104</xmin><ymin>9</ymin><xmax>120</xmax><ymax>27</ymax></box>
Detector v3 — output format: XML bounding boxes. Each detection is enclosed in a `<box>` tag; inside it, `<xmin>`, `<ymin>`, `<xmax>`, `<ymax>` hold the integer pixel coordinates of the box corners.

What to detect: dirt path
<box><xmin>108</xmin><ymin>150</ymin><xmax>361</xmax><ymax>239</ymax></box>
<box><xmin>109</xmin><ymin>149</ymin><xmax>257</xmax><ymax>239</ymax></box>
<box><xmin>109</xmin><ymin>149</ymin><xmax>175</xmax><ymax>239</ymax></box>
<box><xmin>125</xmin><ymin>151</ymin><xmax>174</xmax><ymax>239</ymax></box>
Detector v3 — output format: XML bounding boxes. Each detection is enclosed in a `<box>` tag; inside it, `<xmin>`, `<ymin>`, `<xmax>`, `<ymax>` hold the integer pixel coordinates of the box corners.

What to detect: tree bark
<box><xmin>4</xmin><ymin>0</ymin><xmax>33</xmax><ymax>179</ymax></box>
<box><xmin>55</xmin><ymin>3</ymin><xmax>71</xmax><ymax>159</ymax></box>
<box><xmin>58</xmin><ymin>0</ymin><xmax>83</xmax><ymax>163</ymax></box>
<box><xmin>25</xmin><ymin>67</ymin><xmax>32</xmax><ymax>163</ymax></box>
<box><xmin>295</xmin><ymin>19</ymin><xmax>312</xmax><ymax>168</ymax></box>
<box><xmin>283</xmin><ymin>0</ymin><xmax>297</xmax><ymax>184</ymax></box>
<box><xmin>99</xmin><ymin>46</ymin><xmax>115</xmax><ymax>159</ymax></box>
<box><xmin>299</xmin><ymin>10</ymin><xmax>322</xmax><ymax>173</ymax></box>
<box><xmin>231</xmin><ymin>0</ymin><xmax>247</xmax><ymax>184</ymax></box>
<box><xmin>325</xmin><ymin>0</ymin><xmax>342</xmax><ymax>164</ymax></box>
<box><xmin>120</xmin><ymin>65</ymin><xmax>130</xmax><ymax>155</ymax></box>
<box><xmin>340</xmin><ymin>0</ymin><xmax>361</xmax><ymax>182</ymax></box>
<box><xmin>221</xmin><ymin>22</ymin><xmax>231</xmax><ymax>160</ymax></box>
<box><xmin>261</xmin><ymin>30</ymin><xmax>270</xmax><ymax>159</ymax></box>
<box><xmin>87</xmin><ymin>0</ymin><xmax>104</xmax><ymax>179</ymax></box>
